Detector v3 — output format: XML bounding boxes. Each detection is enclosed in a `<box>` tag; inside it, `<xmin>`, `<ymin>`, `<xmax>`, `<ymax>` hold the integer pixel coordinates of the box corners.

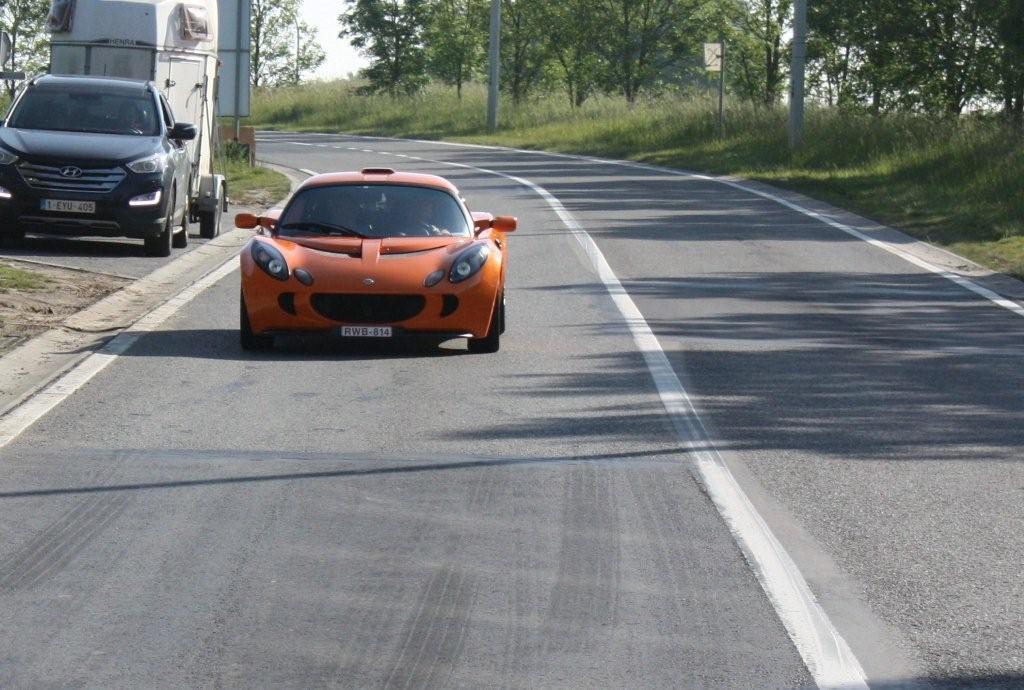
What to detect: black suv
<box><xmin>0</xmin><ymin>75</ymin><xmax>196</xmax><ymax>257</ymax></box>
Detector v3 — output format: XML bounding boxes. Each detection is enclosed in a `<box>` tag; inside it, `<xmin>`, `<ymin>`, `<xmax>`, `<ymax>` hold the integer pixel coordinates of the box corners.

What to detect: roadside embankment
<box><xmin>249</xmin><ymin>81</ymin><xmax>1024</xmax><ymax>278</ymax></box>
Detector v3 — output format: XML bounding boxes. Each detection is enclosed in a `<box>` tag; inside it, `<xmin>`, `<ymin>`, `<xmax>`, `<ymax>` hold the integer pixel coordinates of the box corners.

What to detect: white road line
<box><xmin>311</xmin><ymin>131</ymin><xmax>1024</xmax><ymax>321</ymax></box>
<box><xmin>299</xmin><ymin>168</ymin><xmax>319</xmax><ymax>177</ymax></box>
<box><xmin>0</xmin><ymin>259</ymin><xmax>238</xmax><ymax>449</ymax></box>
<box><xmin>291</xmin><ymin>149</ymin><xmax>870</xmax><ymax>689</ymax></box>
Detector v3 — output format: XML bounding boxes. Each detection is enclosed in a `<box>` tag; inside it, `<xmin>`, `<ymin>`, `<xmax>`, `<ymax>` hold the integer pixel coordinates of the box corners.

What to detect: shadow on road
<box><xmin>117</xmin><ymin>327</ymin><xmax>468</xmax><ymax>361</ymax></box>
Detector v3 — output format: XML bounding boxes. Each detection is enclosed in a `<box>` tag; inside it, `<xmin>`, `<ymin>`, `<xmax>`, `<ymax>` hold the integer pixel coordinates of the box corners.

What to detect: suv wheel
<box><xmin>172</xmin><ymin>194</ymin><xmax>189</xmax><ymax>249</ymax></box>
<box><xmin>144</xmin><ymin>195</ymin><xmax>174</xmax><ymax>257</ymax></box>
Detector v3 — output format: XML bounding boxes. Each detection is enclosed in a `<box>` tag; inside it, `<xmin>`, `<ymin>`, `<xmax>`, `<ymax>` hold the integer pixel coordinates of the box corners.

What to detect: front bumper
<box><xmin>0</xmin><ymin>165</ymin><xmax>170</xmax><ymax>239</ymax></box>
<box><xmin>240</xmin><ymin>245</ymin><xmax>503</xmax><ymax>340</ymax></box>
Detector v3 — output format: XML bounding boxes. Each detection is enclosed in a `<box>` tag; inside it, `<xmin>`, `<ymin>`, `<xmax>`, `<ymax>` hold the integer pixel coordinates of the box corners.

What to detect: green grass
<box><xmin>250</xmin><ymin>81</ymin><xmax>1024</xmax><ymax>277</ymax></box>
<box><xmin>0</xmin><ymin>264</ymin><xmax>51</xmax><ymax>292</ymax></box>
<box><xmin>219</xmin><ymin>157</ymin><xmax>291</xmax><ymax>207</ymax></box>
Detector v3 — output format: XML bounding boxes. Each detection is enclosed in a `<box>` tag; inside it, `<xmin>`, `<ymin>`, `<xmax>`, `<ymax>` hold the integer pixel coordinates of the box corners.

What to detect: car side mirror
<box><xmin>170</xmin><ymin>123</ymin><xmax>197</xmax><ymax>141</ymax></box>
<box><xmin>236</xmin><ymin>213</ymin><xmax>279</xmax><ymax>232</ymax></box>
<box><xmin>235</xmin><ymin>213</ymin><xmax>258</xmax><ymax>229</ymax></box>
<box><xmin>492</xmin><ymin>216</ymin><xmax>517</xmax><ymax>232</ymax></box>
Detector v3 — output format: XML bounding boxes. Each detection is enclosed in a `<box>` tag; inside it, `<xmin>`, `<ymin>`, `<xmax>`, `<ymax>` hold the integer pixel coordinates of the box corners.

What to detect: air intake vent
<box><xmin>311</xmin><ymin>293</ymin><xmax>425</xmax><ymax>323</ymax></box>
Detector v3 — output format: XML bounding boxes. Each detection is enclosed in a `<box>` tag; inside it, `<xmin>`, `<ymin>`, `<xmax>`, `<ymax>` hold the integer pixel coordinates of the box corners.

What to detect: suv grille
<box><xmin>18</xmin><ymin>162</ymin><xmax>126</xmax><ymax>194</ymax></box>
<box><xmin>311</xmin><ymin>294</ymin><xmax>426</xmax><ymax>323</ymax></box>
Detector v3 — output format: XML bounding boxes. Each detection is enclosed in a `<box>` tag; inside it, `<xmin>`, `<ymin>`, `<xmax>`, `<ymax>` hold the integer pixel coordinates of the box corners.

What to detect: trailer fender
<box><xmin>195</xmin><ymin>173</ymin><xmax>226</xmax><ymax>214</ymax></box>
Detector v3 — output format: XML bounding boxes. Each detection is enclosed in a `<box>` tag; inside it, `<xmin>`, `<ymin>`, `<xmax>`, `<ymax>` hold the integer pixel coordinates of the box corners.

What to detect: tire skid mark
<box><xmin>0</xmin><ymin>492</ymin><xmax>130</xmax><ymax>593</ymax></box>
<box><xmin>383</xmin><ymin>562</ymin><xmax>475</xmax><ymax>690</ymax></box>
<box><xmin>0</xmin><ymin>460</ymin><xmax>131</xmax><ymax>593</ymax></box>
<box><xmin>383</xmin><ymin>471</ymin><xmax>494</xmax><ymax>689</ymax></box>
<box><xmin>541</xmin><ymin>465</ymin><xmax>621</xmax><ymax>657</ymax></box>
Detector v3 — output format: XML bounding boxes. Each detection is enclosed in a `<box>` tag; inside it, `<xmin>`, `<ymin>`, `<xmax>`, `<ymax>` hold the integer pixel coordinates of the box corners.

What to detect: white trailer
<box><xmin>46</xmin><ymin>0</ymin><xmax>227</xmax><ymax>237</ymax></box>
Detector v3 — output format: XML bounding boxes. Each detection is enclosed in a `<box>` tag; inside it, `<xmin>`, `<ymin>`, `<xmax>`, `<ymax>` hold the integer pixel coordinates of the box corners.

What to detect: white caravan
<box><xmin>46</xmin><ymin>0</ymin><xmax>227</xmax><ymax>237</ymax></box>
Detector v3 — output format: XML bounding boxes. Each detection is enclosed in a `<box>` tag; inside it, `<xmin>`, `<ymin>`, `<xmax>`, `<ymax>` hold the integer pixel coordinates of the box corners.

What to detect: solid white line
<box><xmin>288</xmin><ymin>142</ymin><xmax>869</xmax><ymax>688</ymax></box>
<box><xmin>319</xmin><ymin>131</ymin><xmax>1024</xmax><ymax>321</ymax></box>
<box><xmin>0</xmin><ymin>259</ymin><xmax>238</xmax><ymax>449</ymax></box>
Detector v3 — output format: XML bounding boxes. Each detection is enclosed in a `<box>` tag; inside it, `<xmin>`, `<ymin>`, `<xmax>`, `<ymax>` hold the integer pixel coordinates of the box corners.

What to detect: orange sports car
<box><xmin>235</xmin><ymin>168</ymin><xmax>516</xmax><ymax>353</ymax></box>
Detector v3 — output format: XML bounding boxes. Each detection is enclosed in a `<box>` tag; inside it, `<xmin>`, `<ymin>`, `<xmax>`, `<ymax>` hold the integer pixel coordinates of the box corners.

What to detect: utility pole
<box><xmin>295</xmin><ymin>16</ymin><xmax>300</xmax><ymax>85</ymax></box>
<box><xmin>486</xmin><ymin>0</ymin><xmax>501</xmax><ymax>132</ymax></box>
<box><xmin>789</xmin><ymin>0</ymin><xmax>808</xmax><ymax>149</ymax></box>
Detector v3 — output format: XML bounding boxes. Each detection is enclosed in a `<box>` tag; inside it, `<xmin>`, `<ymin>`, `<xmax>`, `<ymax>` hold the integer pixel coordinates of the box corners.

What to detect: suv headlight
<box><xmin>449</xmin><ymin>244</ymin><xmax>490</xmax><ymax>283</ymax></box>
<box><xmin>0</xmin><ymin>149</ymin><xmax>18</xmax><ymax>166</ymax></box>
<box><xmin>127</xmin><ymin>154</ymin><xmax>165</xmax><ymax>174</ymax></box>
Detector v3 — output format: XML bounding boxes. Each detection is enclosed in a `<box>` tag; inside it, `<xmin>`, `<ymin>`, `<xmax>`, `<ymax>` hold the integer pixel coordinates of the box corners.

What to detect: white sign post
<box><xmin>703</xmin><ymin>42</ymin><xmax>722</xmax><ymax>72</ymax></box>
<box><xmin>704</xmin><ymin>41</ymin><xmax>725</xmax><ymax>137</ymax></box>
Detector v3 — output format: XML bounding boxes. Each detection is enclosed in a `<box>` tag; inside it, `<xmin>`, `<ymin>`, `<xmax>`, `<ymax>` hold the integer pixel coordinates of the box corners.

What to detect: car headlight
<box><xmin>449</xmin><ymin>245</ymin><xmax>490</xmax><ymax>283</ymax></box>
<box><xmin>126</xmin><ymin>154</ymin><xmax>165</xmax><ymax>174</ymax></box>
<box><xmin>128</xmin><ymin>190</ymin><xmax>162</xmax><ymax>207</ymax></box>
<box><xmin>0</xmin><ymin>149</ymin><xmax>18</xmax><ymax>166</ymax></box>
<box><xmin>0</xmin><ymin>186</ymin><xmax>11</xmax><ymax>200</ymax></box>
<box><xmin>251</xmin><ymin>241</ymin><xmax>289</xmax><ymax>281</ymax></box>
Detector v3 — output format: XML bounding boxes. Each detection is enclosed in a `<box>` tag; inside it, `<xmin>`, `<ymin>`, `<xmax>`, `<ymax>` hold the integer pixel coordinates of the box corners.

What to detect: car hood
<box><xmin>283</xmin><ymin>235</ymin><xmax>472</xmax><ymax>257</ymax></box>
<box><xmin>0</xmin><ymin>128</ymin><xmax>159</xmax><ymax>165</ymax></box>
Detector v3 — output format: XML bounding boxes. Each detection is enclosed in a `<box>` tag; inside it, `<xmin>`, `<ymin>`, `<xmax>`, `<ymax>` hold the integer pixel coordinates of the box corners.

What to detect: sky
<box><xmin>299</xmin><ymin>1</ymin><xmax>369</xmax><ymax>81</ymax></box>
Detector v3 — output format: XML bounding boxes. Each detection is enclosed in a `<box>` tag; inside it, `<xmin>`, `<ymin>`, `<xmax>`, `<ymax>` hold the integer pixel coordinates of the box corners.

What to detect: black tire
<box><xmin>144</xmin><ymin>198</ymin><xmax>173</xmax><ymax>257</ymax></box>
<box><xmin>240</xmin><ymin>293</ymin><xmax>273</xmax><ymax>351</ymax></box>
<box><xmin>468</xmin><ymin>293</ymin><xmax>503</xmax><ymax>354</ymax></box>
<box><xmin>172</xmin><ymin>193</ymin><xmax>189</xmax><ymax>249</ymax></box>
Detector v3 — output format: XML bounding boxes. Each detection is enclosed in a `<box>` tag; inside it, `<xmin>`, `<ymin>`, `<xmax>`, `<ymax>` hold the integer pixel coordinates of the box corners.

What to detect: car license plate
<box><xmin>339</xmin><ymin>326</ymin><xmax>393</xmax><ymax>338</ymax></box>
<box><xmin>41</xmin><ymin>199</ymin><xmax>96</xmax><ymax>214</ymax></box>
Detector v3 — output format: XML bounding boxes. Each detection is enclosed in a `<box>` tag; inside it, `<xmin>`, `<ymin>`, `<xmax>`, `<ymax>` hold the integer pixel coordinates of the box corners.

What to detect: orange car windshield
<box><xmin>278</xmin><ymin>184</ymin><xmax>472</xmax><ymax>239</ymax></box>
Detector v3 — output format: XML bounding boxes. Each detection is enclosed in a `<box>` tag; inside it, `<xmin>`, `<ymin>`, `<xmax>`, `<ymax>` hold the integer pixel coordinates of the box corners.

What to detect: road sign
<box><xmin>704</xmin><ymin>43</ymin><xmax>722</xmax><ymax>72</ymax></box>
<box><xmin>217</xmin><ymin>0</ymin><xmax>251</xmax><ymax>119</ymax></box>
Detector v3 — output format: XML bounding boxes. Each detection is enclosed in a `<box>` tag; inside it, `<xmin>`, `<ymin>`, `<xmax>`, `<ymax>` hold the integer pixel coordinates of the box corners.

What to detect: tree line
<box><xmin>340</xmin><ymin>0</ymin><xmax>1024</xmax><ymax>121</ymax></box>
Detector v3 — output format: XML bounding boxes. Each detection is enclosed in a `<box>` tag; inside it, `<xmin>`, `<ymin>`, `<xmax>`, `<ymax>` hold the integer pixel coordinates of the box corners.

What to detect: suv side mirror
<box><xmin>170</xmin><ymin>123</ymin><xmax>197</xmax><ymax>141</ymax></box>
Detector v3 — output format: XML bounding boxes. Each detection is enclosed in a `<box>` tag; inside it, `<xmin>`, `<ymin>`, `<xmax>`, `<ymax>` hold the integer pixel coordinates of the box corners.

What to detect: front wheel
<box><xmin>172</xmin><ymin>195</ymin><xmax>189</xmax><ymax>249</ymax></box>
<box><xmin>144</xmin><ymin>202</ymin><xmax>173</xmax><ymax>257</ymax></box>
<box><xmin>468</xmin><ymin>293</ymin><xmax>503</xmax><ymax>354</ymax></box>
<box><xmin>240</xmin><ymin>292</ymin><xmax>273</xmax><ymax>351</ymax></box>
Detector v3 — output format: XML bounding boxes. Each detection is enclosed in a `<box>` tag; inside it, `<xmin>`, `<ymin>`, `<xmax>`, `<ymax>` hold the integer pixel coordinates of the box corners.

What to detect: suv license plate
<box><xmin>41</xmin><ymin>200</ymin><xmax>96</xmax><ymax>214</ymax></box>
<box><xmin>340</xmin><ymin>326</ymin><xmax>393</xmax><ymax>338</ymax></box>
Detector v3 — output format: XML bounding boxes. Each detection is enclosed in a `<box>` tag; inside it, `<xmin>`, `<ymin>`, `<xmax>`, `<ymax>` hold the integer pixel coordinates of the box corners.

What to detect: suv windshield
<box><xmin>278</xmin><ymin>185</ymin><xmax>472</xmax><ymax>239</ymax></box>
<box><xmin>9</xmin><ymin>88</ymin><xmax>160</xmax><ymax>136</ymax></box>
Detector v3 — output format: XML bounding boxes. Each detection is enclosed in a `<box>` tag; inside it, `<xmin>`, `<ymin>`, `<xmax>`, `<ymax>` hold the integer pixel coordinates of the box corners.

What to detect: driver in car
<box><xmin>408</xmin><ymin>198</ymin><xmax>452</xmax><ymax>236</ymax></box>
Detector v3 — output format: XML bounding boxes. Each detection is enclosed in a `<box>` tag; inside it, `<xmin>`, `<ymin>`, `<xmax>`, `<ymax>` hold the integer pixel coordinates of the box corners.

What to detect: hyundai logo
<box><xmin>60</xmin><ymin>166</ymin><xmax>84</xmax><ymax>179</ymax></box>
<box><xmin>362</xmin><ymin>278</ymin><xmax>376</xmax><ymax>287</ymax></box>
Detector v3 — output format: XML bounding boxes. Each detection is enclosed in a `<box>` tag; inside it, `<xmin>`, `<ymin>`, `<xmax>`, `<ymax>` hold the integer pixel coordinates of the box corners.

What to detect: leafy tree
<box><xmin>992</xmin><ymin>0</ymin><xmax>1024</xmax><ymax>121</ymax></box>
<box><xmin>499</xmin><ymin>0</ymin><xmax>550</xmax><ymax>102</ymax></box>
<box><xmin>1</xmin><ymin>0</ymin><xmax>50</xmax><ymax>96</ymax></box>
<box><xmin>251</xmin><ymin>0</ymin><xmax>325</xmax><ymax>88</ymax></box>
<box><xmin>542</xmin><ymin>0</ymin><xmax>603</xmax><ymax>107</ymax></box>
<box><xmin>595</xmin><ymin>0</ymin><xmax>697</xmax><ymax>103</ymax></box>
<box><xmin>341</xmin><ymin>0</ymin><xmax>431</xmax><ymax>95</ymax></box>
<box><xmin>424</xmin><ymin>0</ymin><xmax>487</xmax><ymax>99</ymax></box>
<box><xmin>732</xmin><ymin>0</ymin><xmax>791</xmax><ymax>105</ymax></box>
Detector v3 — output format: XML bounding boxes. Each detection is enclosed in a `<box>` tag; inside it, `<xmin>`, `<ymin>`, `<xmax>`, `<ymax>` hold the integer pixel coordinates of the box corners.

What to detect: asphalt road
<box><xmin>1</xmin><ymin>217</ymin><xmax>223</xmax><ymax>279</ymax></box>
<box><xmin>0</xmin><ymin>133</ymin><xmax>1021</xmax><ymax>688</ymax></box>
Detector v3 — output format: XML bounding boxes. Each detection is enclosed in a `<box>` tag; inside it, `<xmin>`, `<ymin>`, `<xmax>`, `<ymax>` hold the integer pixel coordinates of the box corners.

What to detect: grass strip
<box><xmin>220</xmin><ymin>158</ymin><xmax>292</xmax><ymax>208</ymax></box>
<box><xmin>0</xmin><ymin>264</ymin><xmax>51</xmax><ymax>292</ymax></box>
<box><xmin>250</xmin><ymin>81</ymin><xmax>1024</xmax><ymax>278</ymax></box>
